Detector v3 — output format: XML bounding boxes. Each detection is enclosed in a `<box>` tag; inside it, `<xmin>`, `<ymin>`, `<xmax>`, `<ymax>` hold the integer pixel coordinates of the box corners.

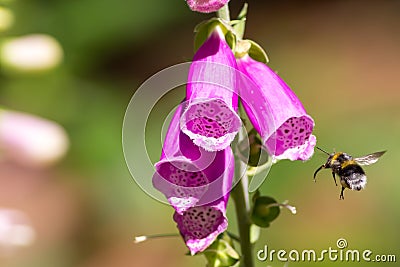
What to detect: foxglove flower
<box><xmin>237</xmin><ymin>55</ymin><xmax>316</xmax><ymax>161</ymax></box>
<box><xmin>173</xmin><ymin>194</ymin><xmax>229</xmax><ymax>255</ymax></box>
<box><xmin>180</xmin><ymin>28</ymin><xmax>241</xmax><ymax>151</ymax></box>
<box><xmin>186</xmin><ymin>0</ymin><xmax>230</xmax><ymax>13</ymax></box>
<box><xmin>0</xmin><ymin>109</ymin><xmax>69</xmax><ymax>167</ymax></box>
<box><xmin>153</xmin><ymin>104</ymin><xmax>234</xmax><ymax>212</ymax></box>
<box><xmin>153</xmin><ymin>103</ymin><xmax>234</xmax><ymax>254</ymax></box>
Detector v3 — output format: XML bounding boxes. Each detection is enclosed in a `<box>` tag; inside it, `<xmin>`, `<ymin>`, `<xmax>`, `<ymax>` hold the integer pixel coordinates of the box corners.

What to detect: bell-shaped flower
<box><xmin>237</xmin><ymin>55</ymin><xmax>316</xmax><ymax>161</ymax></box>
<box><xmin>173</xmin><ymin>194</ymin><xmax>230</xmax><ymax>255</ymax></box>
<box><xmin>153</xmin><ymin>103</ymin><xmax>234</xmax><ymax>254</ymax></box>
<box><xmin>186</xmin><ymin>0</ymin><xmax>230</xmax><ymax>13</ymax></box>
<box><xmin>0</xmin><ymin>109</ymin><xmax>69</xmax><ymax>167</ymax></box>
<box><xmin>180</xmin><ymin>27</ymin><xmax>241</xmax><ymax>152</ymax></box>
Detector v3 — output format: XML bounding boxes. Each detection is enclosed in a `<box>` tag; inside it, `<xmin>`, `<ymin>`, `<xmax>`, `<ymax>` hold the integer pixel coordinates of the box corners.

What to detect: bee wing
<box><xmin>354</xmin><ymin>151</ymin><xmax>386</xmax><ymax>166</ymax></box>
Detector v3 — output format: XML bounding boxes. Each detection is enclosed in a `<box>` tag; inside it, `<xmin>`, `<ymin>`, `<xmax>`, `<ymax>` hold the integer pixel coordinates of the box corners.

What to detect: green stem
<box><xmin>232</xmin><ymin>152</ymin><xmax>254</xmax><ymax>267</ymax></box>
<box><xmin>216</xmin><ymin>3</ymin><xmax>230</xmax><ymax>22</ymax></box>
<box><xmin>217</xmin><ymin>4</ymin><xmax>253</xmax><ymax>266</ymax></box>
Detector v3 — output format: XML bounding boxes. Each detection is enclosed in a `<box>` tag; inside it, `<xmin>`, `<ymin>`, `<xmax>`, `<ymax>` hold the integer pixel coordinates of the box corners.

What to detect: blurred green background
<box><xmin>0</xmin><ymin>0</ymin><xmax>399</xmax><ymax>266</ymax></box>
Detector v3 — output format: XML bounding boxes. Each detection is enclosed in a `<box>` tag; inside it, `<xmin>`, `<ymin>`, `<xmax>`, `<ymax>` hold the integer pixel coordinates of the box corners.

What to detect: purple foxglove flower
<box><xmin>186</xmin><ymin>0</ymin><xmax>230</xmax><ymax>13</ymax></box>
<box><xmin>153</xmin><ymin>103</ymin><xmax>234</xmax><ymax>254</ymax></box>
<box><xmin>180</xmin><ymin>28</ymin><xmax>241</xmax><ymax>152</ymax></box>
<box><xmin>153</xmin><ymin>103</ymin><xmax>234</xmax><ymax>211</ymax></box>
<box><xmin>237</xmin><ymin>55</ymin><xmax>316</xmax><ymax>161</ymax></box>
<box><xmin>173</xmin><ymin>196</ymin><xmax>229</xmax><ymax>255</ymax></box>
<box><xmin>0</xmin><ymin>109</ymin><xmax>69</xmax><ymax>167</ymax></box>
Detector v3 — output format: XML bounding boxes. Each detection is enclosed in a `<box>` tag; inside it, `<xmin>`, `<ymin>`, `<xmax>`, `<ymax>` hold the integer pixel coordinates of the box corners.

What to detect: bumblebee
<box><xmin>313</xmin><ymin>147</ymin><xmax>386</xmax><ymax>200</ymax></box>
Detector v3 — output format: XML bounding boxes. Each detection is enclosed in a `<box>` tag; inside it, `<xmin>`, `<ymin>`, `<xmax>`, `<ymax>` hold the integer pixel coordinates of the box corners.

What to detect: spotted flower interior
<box><xmin>154</xmin><ymin>160</ymin><xmax>210</xmax><ymax>212</ymax></box>
<box><xmin>181</xmin><ymin>28</ymin><xmax>241</xmax><ymax>151</ymax></box>
<box><xmin>174</xmin><ymin>205</ymin><xmax>228</xmax><ymax>255</ymax></box>
<box><xmin>268</xmin><ymin>116</ymin><xmax>314</xmax><ymax>156</ymax></box>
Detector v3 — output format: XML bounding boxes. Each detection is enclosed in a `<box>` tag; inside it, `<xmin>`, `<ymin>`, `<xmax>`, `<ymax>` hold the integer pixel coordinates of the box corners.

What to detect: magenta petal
<box><xmin>186</xmin><ymin>0</ymin><xmax>230</xmax><ymax>13</ymax></box>
<box><xmin>180</xmin><ymin>29</ymin><xmax>241</xmax><ymax>151</ymax></box>
<box><xmin>153</xmin><ymin>103</ymin><xmax>234</xmax><ymax>213</ymax></box>
<box><xmin>171</xmin><ymin>148</ymin><xmax>233</xmax><ymax>254</ymax></box>
<box><xmin>173</xmin><ymin>200</ymin><xmax>228</xmax><ymax>255</ymax></box>
<box><xmin>153</xmin><ymin>103</ymin><xmax>234</xmax><ymax>254</ymax></box>
<box><xmin>237</xmin><ymin>55</ymin><xmax>316</xmax><ymax>161</ymax></box>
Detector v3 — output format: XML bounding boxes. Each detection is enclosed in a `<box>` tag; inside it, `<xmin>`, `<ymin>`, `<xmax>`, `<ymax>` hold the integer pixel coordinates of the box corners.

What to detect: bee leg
<box><xmin>339</xmin><ymin>187</ymin><xmax>345</xmax><ymax>200</ymax></box>
<box><xmin>313</xmin><ymin>165</ymin><xmax>325</xmax><ymax>182</ymax></box>
<box><xmin>331</xmin><ymin>172</ymin><xmax>338</xmax><ymax>186</ymax></box>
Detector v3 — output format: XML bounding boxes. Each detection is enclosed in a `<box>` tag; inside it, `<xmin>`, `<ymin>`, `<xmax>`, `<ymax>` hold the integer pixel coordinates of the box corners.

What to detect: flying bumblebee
<box><xmin>313</xmin><ymin>147</ymin><xmax>386</xmax><ymax>200</ymax></box>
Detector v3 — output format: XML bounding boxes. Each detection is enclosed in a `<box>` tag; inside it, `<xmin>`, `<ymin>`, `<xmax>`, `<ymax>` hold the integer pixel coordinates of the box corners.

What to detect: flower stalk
<box><xmin>148</xmin><ymin>1</ymin><xmax>316</xmax><ymax>265</ymax></box>
<box><xmin>232</xmin><ymin>156</ymin><xmax>254</xmax><ymax>267</ymax></box>
<box><xmin>217</xmin><ymin>5</ymin><xmax>254</xmax><ymax>267</ymax></box>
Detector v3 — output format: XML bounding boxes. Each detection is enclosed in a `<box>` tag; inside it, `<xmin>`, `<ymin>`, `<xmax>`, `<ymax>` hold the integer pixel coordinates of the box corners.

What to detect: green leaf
<box><xmin>247</xmin><ymin>39</ymin><xmax>269</xmax><ymax>63</ymax></box>
<box><xmin>193</xmin><ymin>18</ymin><xmax>237</xmax><ymax>53</ymax></box>
<box><xmin>237</xmin><ymin>3</ymin><xmax>248</xmax><ymax>20</ymax></box>
<box><xmin>232</xmin><ymin>3</ymin><xmax>248</xmax><ymax>40</ymax></box>
<box><xmin>201</xmin><ymin>233</ymin><xmax>240</xmax><ymax>267</ymax></box>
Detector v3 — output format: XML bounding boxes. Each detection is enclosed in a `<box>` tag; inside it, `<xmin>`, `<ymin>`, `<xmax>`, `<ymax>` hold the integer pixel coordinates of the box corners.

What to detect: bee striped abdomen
<box><xmin>339</xmin><ymin>163</ymin><xmax>366</xmax><ymax>191</ymax></box>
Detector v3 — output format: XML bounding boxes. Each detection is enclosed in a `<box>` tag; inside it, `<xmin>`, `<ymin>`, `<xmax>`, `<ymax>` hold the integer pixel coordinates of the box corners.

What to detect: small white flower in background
<box><xmin>0</xmin><ymin>110</ymin><xmax>69</xmax><ymax>167</ymax></box>
<box><xmin>0</xmin><ymin>208</ymin><xmax>35</xmax><ymax>253</ymax></box>
<box><xmin>0</xmin><ymin>34</ymin><xmax>63</xmax><ymax>72</ymax></box>
<box><xmin>0</xmin><ymin>6</ymin><xmax>14</xmax><ymax>32</ymax></box>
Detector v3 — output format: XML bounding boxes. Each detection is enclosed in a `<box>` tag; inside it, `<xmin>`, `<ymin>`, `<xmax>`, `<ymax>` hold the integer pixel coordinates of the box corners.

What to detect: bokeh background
<box><xmin>0</xmin><ymin>0</ymin><xmax>399</xmax><ymax>266</ymax></box>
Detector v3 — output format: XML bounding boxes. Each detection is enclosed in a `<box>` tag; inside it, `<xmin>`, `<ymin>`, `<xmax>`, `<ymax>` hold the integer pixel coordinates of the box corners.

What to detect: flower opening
<box><xmin>153</xmin><ymin>102</ymin><xmax>234</xmax><ymax>253</ymax></box>
<box><xmin>174</xmin><ymin>201</ymin><xmax>228</xmax><ymax>255</ymax></box>
<box><xmin>153</xmin><ymin>104</ymin><xmax>234</xmax><ymax>213</ymax></box>
<box><xmin>180</xmin><ymin>28</ymin><xmax>241</xmax><ymax>151</ymax></box>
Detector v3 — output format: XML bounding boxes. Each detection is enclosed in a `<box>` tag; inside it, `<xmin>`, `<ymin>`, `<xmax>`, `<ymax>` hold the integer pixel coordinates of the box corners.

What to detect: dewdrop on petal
<box><xmin>0</xmin><ymin>34</ymin><xmax>63</xmax><ymax>73</ymax></box>
<box><xmin>0</xmin><ymin>110</ymin><xmax>69</xmax><ymax>167</ymax></box>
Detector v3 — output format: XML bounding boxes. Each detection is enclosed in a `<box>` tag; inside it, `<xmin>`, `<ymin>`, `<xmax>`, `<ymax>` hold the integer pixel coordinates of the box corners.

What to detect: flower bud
<box><xmin>251</xmin><ymin>196</ymin><xmax>280</xmax><ymax>228</ymax></box>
